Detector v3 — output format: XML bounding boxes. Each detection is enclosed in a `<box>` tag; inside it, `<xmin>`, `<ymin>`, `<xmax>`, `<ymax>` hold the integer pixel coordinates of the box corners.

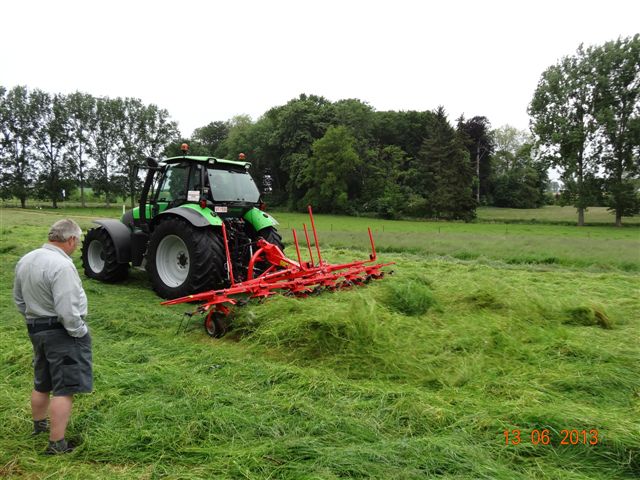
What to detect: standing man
<box><xmin>13</xmin><ymin>218</ymin><xmax>92</xmax><ymax>454</ymax></box>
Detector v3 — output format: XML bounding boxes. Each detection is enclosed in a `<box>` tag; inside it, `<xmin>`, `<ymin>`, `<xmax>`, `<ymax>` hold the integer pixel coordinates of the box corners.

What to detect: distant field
<box><xmin>1</xmin><ymin>206</ymin><xmax>638</xmax><ymax>478</ymax></box>
<box><xmin>2</xmin><ymin>207</ymin><xmax>639</xmax><ymax>272</ymax></box>
<box><xmin>477</xmin><ymin>205</ymin><xmax>640</xmax><ymax>225</ymax></box>
<box><xmin>3</xmin><ymin>202</ymin><xmax>639</xmax><ymax>225</ymax></box>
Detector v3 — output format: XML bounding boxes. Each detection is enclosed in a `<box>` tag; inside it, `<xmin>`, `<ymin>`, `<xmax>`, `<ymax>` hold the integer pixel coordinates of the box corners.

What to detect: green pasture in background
<box><xmin>0</xmin><ymin>207</ymin><xmax>638</xmax><ymax>479</ymax></box>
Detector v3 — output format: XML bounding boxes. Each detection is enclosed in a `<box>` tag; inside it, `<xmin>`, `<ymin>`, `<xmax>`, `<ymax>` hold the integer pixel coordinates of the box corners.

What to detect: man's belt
<box><xmin>26</xmin><ymin>317</ymin><xmax>65</xmax><ymax>333</ymax></box>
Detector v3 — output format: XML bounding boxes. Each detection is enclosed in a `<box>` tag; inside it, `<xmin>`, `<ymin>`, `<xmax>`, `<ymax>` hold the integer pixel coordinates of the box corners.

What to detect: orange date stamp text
<box><xmin>503</xmin><ymin>429</ymin><xmax>599</xmax><ymax>446</ymax></box>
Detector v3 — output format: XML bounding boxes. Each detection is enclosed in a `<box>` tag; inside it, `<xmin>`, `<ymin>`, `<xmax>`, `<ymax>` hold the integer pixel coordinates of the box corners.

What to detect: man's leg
<box><xmin>31</xmin><ymin>390</ymin><xmax>50</xmax><ymax>420</ymax></box>
<box><xmin>31</xmin><ymin>390</ymin><xmax>50</xmax><ymax>434</ymax></box>
<box><xmin>49</xmin><ymin>395</ymin><xmax>73</xmax><ymax>441</ymax></box>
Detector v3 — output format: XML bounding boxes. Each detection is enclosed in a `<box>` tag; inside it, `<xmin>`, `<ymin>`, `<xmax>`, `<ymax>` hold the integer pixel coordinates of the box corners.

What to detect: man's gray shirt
<box><xmin>13</xmin><ymin>244</ymin><xmax>88</xmax><ymax>337</ymax></box>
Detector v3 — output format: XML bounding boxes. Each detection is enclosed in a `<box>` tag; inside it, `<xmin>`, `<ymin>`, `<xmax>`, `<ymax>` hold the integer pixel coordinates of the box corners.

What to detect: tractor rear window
<box><xmin>207</xmin><ymin>169</ymin><xmax>260</xmax><ymax>202</ymax></box>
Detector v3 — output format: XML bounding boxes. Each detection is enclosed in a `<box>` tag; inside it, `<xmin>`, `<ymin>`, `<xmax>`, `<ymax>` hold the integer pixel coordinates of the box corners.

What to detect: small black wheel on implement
<box><xmin>204</xmin><ymin>311</ymin><xmax>228</xmax><ymax>338</ymax></box>
<box><xmin>81</xmin><ymin>227</ymin><xmax>129</xmax><ymax>282</ymax></box>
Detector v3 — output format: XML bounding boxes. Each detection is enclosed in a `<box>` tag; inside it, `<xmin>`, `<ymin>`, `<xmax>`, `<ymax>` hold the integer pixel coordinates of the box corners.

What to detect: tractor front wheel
<box><xmin>81</xmin><ymin>227</ymin><xmax>129</xmax><ymax>282</ymax></box>
<box><xmin>146</xmin><ymin>217</ymin><xmax>226</xmax><ymax>299</ymax></box>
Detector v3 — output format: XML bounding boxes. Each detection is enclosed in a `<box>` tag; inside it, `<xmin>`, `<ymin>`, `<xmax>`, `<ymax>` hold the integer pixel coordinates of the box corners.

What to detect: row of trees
<box><xmin>529</xmin><ymin>35</ymin><xmax>640</xmax><ymax>226</ymax></box>
<box><xmin>181</xmin><ymin>98</ymin><xmax>547</xmax><ymax>220</ymax></box>
<box><xmin>0</xmin><ymin>87</ymin><xmax>178</xmax><ymax>208</ymax></box>
<box><xmin>1</xmin><ymin>36</ymin><xmax>636</xmax><ymax>223</ymax></box>
<box><xmin>2</xmin><ymin>84</ymin><xmax>545</xmax><ymax>220</ymax></box>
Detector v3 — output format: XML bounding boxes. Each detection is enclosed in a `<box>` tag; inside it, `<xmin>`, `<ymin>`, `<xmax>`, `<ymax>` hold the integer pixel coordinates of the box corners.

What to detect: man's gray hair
<box><xmin>48</xmin><ymin>219</ymin><xmax>82</xmax><ymax>242</ymax></box>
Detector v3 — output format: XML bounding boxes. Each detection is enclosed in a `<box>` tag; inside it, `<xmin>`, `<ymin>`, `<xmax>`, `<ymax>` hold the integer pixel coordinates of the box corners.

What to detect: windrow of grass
<box><xmin>0</xmin><ymin>208</ymin><xmax>638</xmax><ymax>479</ymax></box>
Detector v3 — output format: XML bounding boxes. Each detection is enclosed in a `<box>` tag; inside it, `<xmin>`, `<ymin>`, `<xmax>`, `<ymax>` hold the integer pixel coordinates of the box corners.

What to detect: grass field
<box><xmin>476</xmin><ymin>206</ymin><xmax>640</xmax><ymax>225</ymax></box>
<box><xmin>1</xmin><ymin>207</ymin><xmax>639</xmax><ymax>479</ymax></box>
<box><xmin>2</xmin><ymin>202</ymin><xmax>640</xmax><ymax>226</ymax></box>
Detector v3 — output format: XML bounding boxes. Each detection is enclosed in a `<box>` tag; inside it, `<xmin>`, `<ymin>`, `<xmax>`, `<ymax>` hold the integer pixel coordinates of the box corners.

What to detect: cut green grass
<box><xmin>0</xmin><ymin>208</ymin><xmax>638</xmax><ymax>479</ymax></box>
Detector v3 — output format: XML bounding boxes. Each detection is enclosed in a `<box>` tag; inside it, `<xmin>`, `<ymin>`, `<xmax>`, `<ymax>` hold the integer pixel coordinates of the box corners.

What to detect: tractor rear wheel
<box><xmin>81</xmin><ymin>227</ymin><xmax>129</xmax><ymax>282</ymax></box>
<box><xmin>249</xmin><ymin>226</ymin><xmax>285</xmax><ymax>278</ymax></box>
<box><xmin>146</xmin><ymin>217</ymin><xmax>226</xmax><ymax>299</ymax></box>
<box><xmin>256</xmin><ymin>226</ymin><xmax>284</xmax><ymax>250</ymax></box>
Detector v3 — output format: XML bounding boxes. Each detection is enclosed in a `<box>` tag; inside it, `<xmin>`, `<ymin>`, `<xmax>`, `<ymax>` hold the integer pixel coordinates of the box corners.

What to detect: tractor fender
<box><xmin>154</xmin><ymin>205</ymin><xmax>223</xmax><ymax>228</ymax></box>
<box><xmin>92</xmin><ymin>219</ymin><xmax>131</xmax><ymax>263</ymax></box>
<box><xmin>244</xmin><ymin>207</ymin><xmax>279</xmax><ymax>232</ymax></box>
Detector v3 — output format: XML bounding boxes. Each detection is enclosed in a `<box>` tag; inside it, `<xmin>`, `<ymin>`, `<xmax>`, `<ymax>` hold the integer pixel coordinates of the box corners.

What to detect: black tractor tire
<box><xmin>256</xmin><ymin>226</ymin><xmax>284</xmax><ymax>251</ymax></box>
<box><xmin>81</xmin><ymin>227</ymin><xmax>129</xmax><ymax>282</ymax></box>
<box><xmin>247</xmin><ymin>226</ymin><xmax>285</xmax><ymax>278</ymax></box>
<box><xmin>146</xmin><ymin>216</ymin><xmax>226</xmax><ymax>299</ymax></box>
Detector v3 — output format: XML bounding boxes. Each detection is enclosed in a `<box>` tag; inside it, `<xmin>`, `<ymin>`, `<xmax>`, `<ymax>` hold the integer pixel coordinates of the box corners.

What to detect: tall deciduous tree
<box><xmin>0</xmin><ymin>86</ymin><xmax>39</xmax><ymax>207</ymax></box>
<box><xmin>0</xmin><ymin>86</ymin><xmax>6</xmax><ymax>160</ymax></box>
<box><xmin>31</xmin><ymin>91</ymin><xmax>71</xmax><ymax>208</ymax></box>
<box><xmin>66</xmin><ymin>91</ymin><xmax>95</xmax><ymax>207</ymax></box>
<box><xmin>529</xmin><ymin>45</ymin><xmax>596</xmax><ymax>226</ymax></box>
<box><xmin>192</xmin><ymin>120</ymin><xmax>230</xmax><ymax>156</ymax></box>
<box><xmin>361</xmin><ymin>145</ymin><xmax>411</xmax><ymax>218</ymax></box>
<box><xmin>299</xmin><ymin>125</ymin><xmax>360</xmax><ymax>213</ymax></box>
<box><xmin>87</xmin><ymin>97</ymin><xmax>121</xmax><ymax>206</ymax></box>
<box><xmin>492</xmin><ymin>143</ymin><xmax>549</xmax><ymax>208</ymax></box>
<box><xmin>114</xmin><ymin>97</ymin><xmax>143</xmax><ymax>208</ymax></box>
<box><xmin>491</xmin><ymin>125</ymin><xmax>532</xmax><ymax>175</ymax></box>
<box><xmin>591</xmin><ymin>35</ymin><xmax>640</xmax><ymax>226</ymax></box>
<box><xmin>114</xmin><ymin>98</ymin><xmax>179</xmax><ymax>207</ymax></box>
<box><xmin>265</xmin><ymin>94</ymin><xmax>335</xmax><ymax>206</ymax></box>
<box><xmin>490</xmin><ymin>125</ymin><xmax>549</xmax><ymax>208</ymax></box>
<box><xmin>457</xmin><ymin>115</ymin><xmax>494</xmax><ymax>204</ymax></box>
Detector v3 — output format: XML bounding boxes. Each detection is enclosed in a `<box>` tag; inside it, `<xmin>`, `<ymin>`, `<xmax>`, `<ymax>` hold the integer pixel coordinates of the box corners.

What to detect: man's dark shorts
<box><xmin>29</xmin><ymin>329</ymin><xmax>93</xmax><ymax>396</ymax></box>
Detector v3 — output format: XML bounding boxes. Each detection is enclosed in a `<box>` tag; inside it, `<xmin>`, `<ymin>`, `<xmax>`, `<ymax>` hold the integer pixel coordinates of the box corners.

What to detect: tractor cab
<box><xmin>84</xmin><ymin>149</ymin><xmax>282</xmax><ymax>300</ymax></box>
<box><xmin>145</xmin><ymin>155</ymin><xmax>261</xmax><ymax>220</ymax></box>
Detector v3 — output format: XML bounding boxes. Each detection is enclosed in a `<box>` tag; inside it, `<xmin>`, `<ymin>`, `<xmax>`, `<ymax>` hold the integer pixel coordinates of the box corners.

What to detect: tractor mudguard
<box><xmin>92</xmin><ymin>219</ymin><xmax>132</xmax><ymax>263</ymax></box>
<box><xmin>244</xmin><ymin>207</ymin><xmax>279</xmax><ymax>232</ymax></box>
<box><xmin>155</xmin><ymin>205</ymin><xmax>223</xmax><ymax>228</ymax></box>
<box><xmin>121</xmin><ymin>209</ymin><xmax>135</xmax><ymax>230</ymax></box>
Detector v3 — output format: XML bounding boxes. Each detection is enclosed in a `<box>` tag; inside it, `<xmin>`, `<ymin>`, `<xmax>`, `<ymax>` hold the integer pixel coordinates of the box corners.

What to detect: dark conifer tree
<box><xmin>418</xmin><ymin>107</ymin><xmax>477</xmax><ymax>220</ymax></box>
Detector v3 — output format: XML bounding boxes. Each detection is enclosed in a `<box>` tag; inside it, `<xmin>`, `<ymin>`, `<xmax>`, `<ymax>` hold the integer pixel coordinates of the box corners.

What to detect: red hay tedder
<box><xmin>162</xmin><ymin>206</ymin><xmax>394</xmax><ymax>337</ymax></box>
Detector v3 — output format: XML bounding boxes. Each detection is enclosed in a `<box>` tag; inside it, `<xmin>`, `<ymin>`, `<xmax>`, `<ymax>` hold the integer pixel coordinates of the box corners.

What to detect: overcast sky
<box><xmin>2</xmin><ymin>0</ymin><xmax>638</xmax><ymax>137</ymax></box>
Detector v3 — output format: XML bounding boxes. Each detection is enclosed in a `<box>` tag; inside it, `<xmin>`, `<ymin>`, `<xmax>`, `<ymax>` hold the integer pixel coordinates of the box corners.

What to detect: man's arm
<box><xmin>13</xmin><ymin>263</ymin><xmax>26</xmax><ymax>317</ymax></box>
<box><xmin>51</xmin><ymin>264</ymin><xmax>88</xmax><ymax>337</ymax></box>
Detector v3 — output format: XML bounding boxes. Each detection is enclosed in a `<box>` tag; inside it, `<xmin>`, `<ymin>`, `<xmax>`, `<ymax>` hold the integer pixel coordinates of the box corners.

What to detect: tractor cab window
<box><xmin>158</xmin><ymin>164</ymin><xmax>189</xmax><ymax>202</ymax></box>
<box><xmin>207</xmin><ymin>168</ymin><xmax>260</xmax><ymax>203</ymax></box>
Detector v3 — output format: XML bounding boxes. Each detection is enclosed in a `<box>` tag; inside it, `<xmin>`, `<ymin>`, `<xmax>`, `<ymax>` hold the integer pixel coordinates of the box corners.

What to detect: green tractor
<box><xmin>81</xmin><ymin>149</ymin><xmax>283</xmax><ymax>299</ymax></box>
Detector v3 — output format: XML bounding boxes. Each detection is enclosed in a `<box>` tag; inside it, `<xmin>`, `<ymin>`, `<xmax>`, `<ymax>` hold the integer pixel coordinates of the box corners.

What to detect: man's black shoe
<box><xmin>32</xmin><ymin>419</ymin><xmax>49</xmax><ymax>436</ymax></box>
<box><xmin>45</xmin><ymin>439</ymin><xmax>75</xmax><ymax>455</ymax></box>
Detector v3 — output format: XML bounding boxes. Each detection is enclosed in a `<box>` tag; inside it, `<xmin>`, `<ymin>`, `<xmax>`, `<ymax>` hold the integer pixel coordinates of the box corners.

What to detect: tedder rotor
<box><xmin>162</xmin><ymin>206</ymin><xmax>394</xmax><ymax>337</ymax></box>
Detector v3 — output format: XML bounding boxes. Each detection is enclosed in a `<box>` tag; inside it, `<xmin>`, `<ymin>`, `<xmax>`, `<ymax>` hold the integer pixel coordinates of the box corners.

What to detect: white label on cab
<box><xmin>215</xmin><ymin>206</ymin><xmax>228</xmax><ymax>213</ymax></box>
<box><xmin>187</xmin><ymin>190</ymin><xmax>200</xmax><ymax>201</ymax></box>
